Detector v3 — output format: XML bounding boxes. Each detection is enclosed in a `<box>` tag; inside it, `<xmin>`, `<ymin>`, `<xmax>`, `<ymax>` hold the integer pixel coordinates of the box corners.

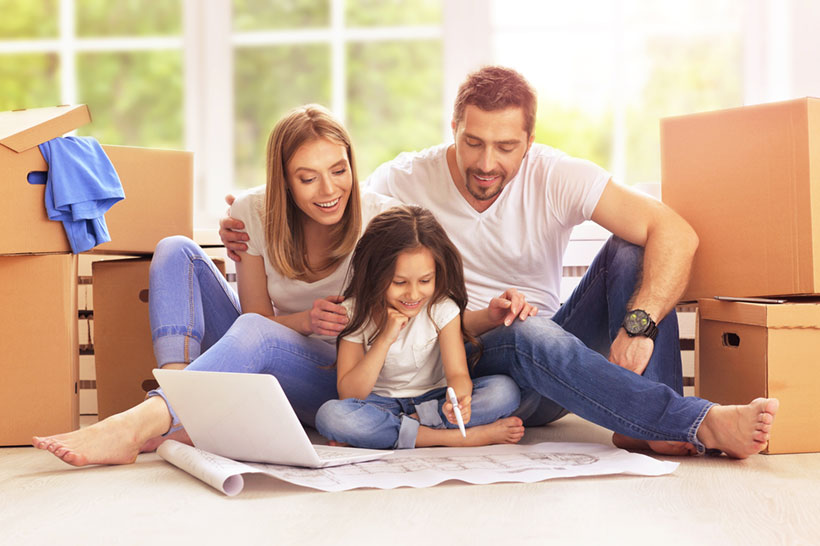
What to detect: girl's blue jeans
<box><xmin>314</xmin><ymin>375</ymin><xmax>521</xmax><ymax>449</ymax></box>
<box><xmin>146</xmin><ymin>236</ymin><xmax>338</xmax><ymax>431</ymax></box>
<box><xmin>470</xmin><ymin>236</ymin><xmax>715</xmax><ymax>453</ymax></box>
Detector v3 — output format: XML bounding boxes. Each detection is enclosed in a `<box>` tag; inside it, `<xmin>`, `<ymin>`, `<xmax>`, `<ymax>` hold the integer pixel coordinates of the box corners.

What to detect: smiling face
<box><xmin>449</xmin><ymin>105</ymin><xmax>534</xmax><ymax>211</ymax></box>
<box><xmin>385</xmin><ymin>246</ymin><xmax>437</xmax><ymax>318</ymax></box>
<box><xmin>285</xmin><ymin>137</ymin><xmax>353</xmax><ymax>227</ymax></box>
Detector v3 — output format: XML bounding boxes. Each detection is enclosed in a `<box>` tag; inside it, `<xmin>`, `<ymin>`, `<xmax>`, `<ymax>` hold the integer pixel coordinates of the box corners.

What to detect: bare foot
<box><xmin>612</xmin><ymin>433</ymin><xmax>697</xmax><ymax>456</ymax></box>
<box><xmin>697</xmin><ymin>398</ymin><xmax>779</xmax><ymax>459</ymax></box>
<box><xmin>139</xmin><ymin>427</ymin><xmax>193</xmax><ymax>453</ymax></box>
<box><xmin>327</xmin><ymin>440</ymin><xmax>350</xmax><ymax>447</ymax></box>
<box><xmin>32</xmin><ymin>397</ymin><xmax>172</xmax><ymax>467</ymax></box>
<box><xmin>416</xmin><ymin>417</ymin><xmax>525</xmax><ymax>447</ymax></box>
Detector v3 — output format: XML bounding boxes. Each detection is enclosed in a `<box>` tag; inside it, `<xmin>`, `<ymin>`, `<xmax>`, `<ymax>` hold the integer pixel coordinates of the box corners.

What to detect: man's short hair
<box><xmin>453</xmin><ymin>65</ymin><xmax>537</xmax><ymax>135</ymax></box>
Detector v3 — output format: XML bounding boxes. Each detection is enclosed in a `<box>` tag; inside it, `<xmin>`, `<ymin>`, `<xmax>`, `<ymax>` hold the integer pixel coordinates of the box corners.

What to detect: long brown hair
<box><xmin>338</xmin><ymin>205</ymin><xmax>481</xmax><ymax>365</ymax></box>
<box><xmin>263</xmin><ymin>104</ymin><xmax>362</xmax><ymax>279</ymax></box>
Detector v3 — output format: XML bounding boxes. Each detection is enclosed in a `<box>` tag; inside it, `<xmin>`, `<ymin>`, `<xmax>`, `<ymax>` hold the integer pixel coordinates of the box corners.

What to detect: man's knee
<box><xmin>476</xmin><ymin>375</ymin><xmax>521</xmax><ymax>415</ymax></box>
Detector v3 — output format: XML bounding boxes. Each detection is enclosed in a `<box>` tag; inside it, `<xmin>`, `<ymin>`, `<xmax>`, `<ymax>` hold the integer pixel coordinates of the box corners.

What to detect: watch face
<box><xmin>624</xmin><ymin>309</ymin><xmax>650</xmax><ymax>334</ymax></box>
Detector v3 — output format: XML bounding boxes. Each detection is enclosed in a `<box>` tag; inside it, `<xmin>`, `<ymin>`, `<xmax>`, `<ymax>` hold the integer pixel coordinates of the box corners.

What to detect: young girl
<box><xmin>315</xmin><ymin>206</ymin><xmax>525</xmax><ymax>449</ymax></box>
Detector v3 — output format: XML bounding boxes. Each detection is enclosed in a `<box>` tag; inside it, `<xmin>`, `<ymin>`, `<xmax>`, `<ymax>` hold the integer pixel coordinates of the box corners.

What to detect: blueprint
<box><xmin>157</xmin><ymin>440</ymin><xmax>678</xmax><ymax>495</ymax></box>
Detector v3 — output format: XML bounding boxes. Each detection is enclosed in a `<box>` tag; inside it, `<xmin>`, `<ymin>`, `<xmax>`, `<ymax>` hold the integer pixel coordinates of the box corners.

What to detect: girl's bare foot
<box><xmin>697</xmin><ymin>398</ymin><xmax>779</xmax><ymax>458</ymax></box>
<box><xmin>32</xmin><ymin>397</ymin><xmax>172</xmax><ymax>467</ymax></box>
<box><xmin>612</xmin><ymin>433</ymin><xmax>698</xmax><ymax>456</ymax></box>
<box><xmin>416</xmin><ymin>417</ymin><xmax>525</xmax><ymax>447</ymax></box>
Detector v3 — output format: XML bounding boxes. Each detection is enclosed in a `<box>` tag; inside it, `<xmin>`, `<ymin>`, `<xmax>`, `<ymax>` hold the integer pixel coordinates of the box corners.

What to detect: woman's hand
<box><xmin>308</xmin><ymin>296</ymin><xmax>349</xmax><ymax>336</ymax></box>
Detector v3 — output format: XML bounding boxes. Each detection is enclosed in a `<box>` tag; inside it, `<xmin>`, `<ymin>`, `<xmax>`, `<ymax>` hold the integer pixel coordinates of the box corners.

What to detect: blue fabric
<box><xmin>38</xmin><ymin>136</ymin><xmax>124</xmax><ymax>253</ymax></box>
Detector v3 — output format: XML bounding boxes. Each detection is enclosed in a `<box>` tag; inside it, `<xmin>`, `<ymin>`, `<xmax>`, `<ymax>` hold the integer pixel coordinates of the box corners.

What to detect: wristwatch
<box><xmin>622</xmin><ymin>309</ymin><xmax>658</xmax><ymax>341</ymax></box>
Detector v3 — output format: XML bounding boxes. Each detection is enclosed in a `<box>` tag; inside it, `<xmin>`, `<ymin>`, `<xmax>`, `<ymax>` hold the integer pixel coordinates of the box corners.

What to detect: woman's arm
<box><xmin>235</xmin><ymin>250</ymin><xmax>315</xmax><ymax>334</ymax></box>
<box><xmin>438</xmin><ymin>315</ymin><xmax>473</xmax><ymax>423</ymax></box>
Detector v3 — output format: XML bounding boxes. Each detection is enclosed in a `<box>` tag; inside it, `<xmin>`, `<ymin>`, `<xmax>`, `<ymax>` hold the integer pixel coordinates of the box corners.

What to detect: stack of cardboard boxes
<box><xmin>662</xmin><ymin>97</ymin><xmax>820</xmax><ymax>454</ymax></box>
<box><xmin>0</xmin><ymin>104</ymin><xmax>193</xmax><ymax>444</ymax></box>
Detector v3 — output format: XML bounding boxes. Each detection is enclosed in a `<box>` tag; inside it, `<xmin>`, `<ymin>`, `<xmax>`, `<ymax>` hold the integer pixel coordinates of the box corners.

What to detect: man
<box><xmin>221</xmin><ymin>66</ymin><xmax>776</xmax><ymax>458</ymax></box>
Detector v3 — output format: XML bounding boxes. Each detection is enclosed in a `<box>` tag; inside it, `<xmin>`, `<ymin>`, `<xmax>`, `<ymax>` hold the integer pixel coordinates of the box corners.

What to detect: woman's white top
<box><xmin>230</xmin><ymin>186</ymin><xmax>400</xmax><ymax>342</ymax></box>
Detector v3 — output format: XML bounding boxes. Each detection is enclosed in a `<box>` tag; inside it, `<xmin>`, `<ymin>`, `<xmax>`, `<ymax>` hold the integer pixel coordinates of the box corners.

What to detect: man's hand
<box><xmin>308</xmin><ymin>295</ymin><xmax>349</xmax><ymax>337</ymax></box>
<box><xmin>219</xmin><ymin>194</ymin><xmax>249</xmax><ymax>262</ymax></box>
<box><xmin>608</xmin><ymin>328</ymin><xmax>654</xmax><ymax>375</ymax></box>
<box><xmin>487</xmin><ymin>288</ymin><xmax>538</xmax><ymax>327</ymax></box>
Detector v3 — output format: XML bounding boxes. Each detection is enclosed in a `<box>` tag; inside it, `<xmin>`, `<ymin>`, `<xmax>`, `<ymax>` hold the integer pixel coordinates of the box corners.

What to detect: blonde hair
<box><xmin>263</xmin><ymin>104</ymin><xmax>362</xmax><ymax>279</ymax></box>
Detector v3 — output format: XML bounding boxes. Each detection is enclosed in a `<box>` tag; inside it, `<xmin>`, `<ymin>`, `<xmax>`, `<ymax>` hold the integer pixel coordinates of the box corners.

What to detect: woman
<box><xmin>32</xmin><ymin>104</ymin><xmax>400</xmax><ymax>466</ymax></box>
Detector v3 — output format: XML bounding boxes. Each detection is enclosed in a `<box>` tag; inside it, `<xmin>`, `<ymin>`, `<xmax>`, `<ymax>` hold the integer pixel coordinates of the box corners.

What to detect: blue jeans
<box><xmin>315</xmin><ymin>375</ymin><xmax>520</xmax><ymax>449</ymax></box>
<box><xmin>146</xmin><ymin>236</ymin><xmax>338</xmax><ymax>431</ymax></box>
<box><xmin>471</xmin><ymin>236</ymin><xmax>714</xmax><ymax>452</ymax></box>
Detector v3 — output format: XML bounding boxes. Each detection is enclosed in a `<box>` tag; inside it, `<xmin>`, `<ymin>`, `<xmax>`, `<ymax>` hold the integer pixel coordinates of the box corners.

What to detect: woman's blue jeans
<box><xmin>146</xmin><ymin>236</ymin><xmax>338</xmax><ymax>431</ymax></box>
<box><xmin>315</xmin><ymin>375</ymin><xmax>521</xmax><ymax>449</ymax></box>
<box><xmin>470</xmin><ymin>236</ymin><xmax>714</xmax><ymax>452</ymax></box>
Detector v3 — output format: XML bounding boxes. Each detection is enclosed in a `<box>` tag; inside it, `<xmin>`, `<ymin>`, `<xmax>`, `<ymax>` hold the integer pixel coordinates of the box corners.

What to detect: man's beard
<box><xmin>465</xmin><ymin>168</ymin><xmax>506</xmax><ymax>201</ymax></box>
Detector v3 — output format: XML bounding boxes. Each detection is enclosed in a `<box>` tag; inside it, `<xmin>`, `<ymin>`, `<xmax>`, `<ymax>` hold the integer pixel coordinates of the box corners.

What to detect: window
<box><xmin>3</xmin><ymin>0</ymin><xmax>817</xmax><ymax>228</ymax></box>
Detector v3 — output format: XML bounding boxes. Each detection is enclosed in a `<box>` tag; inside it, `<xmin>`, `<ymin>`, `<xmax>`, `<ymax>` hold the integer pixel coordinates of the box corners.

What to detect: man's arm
<box><xmin>219</xmin><ymin>194</ymin><xmax>249</xmax><ymax>262</ymax></box>
<box><xmin>590</xmin><ymin>179</ymin><xmax>698</xmax><ymax>374</ymax></box>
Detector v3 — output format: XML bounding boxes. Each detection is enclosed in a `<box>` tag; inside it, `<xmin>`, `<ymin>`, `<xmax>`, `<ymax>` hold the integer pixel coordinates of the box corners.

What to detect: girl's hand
<box><xmin>487</xmin><ymin>288</ymin><xmax>538</xmax><ymax>327</ymax></box>
<box><xmin>308</xmin><ymin>295</ymin><xmax>349</xmax><ymax>336</ymax></box>
<box><xmin>443</xmin><ymin>393</ymin><xmax>472</xmax><ymax>425</ymax></box>
<box><xmin>381</xmin><ymin>307</ymin><xmax>409</xmax><ymax>345</ymax></box>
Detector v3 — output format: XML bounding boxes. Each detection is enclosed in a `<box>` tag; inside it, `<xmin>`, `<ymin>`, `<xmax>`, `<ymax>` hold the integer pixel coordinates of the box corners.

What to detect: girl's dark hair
<box><xmin>337</xmin><ymin>205</ymin><xmax>482</xmax><ymax>366</ymax></box>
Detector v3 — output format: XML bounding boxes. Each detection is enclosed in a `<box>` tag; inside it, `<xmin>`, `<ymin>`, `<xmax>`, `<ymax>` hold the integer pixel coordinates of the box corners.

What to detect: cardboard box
<box><xmin>696</xmin><ymin>298</ymin><xmax>820</xmax><ymax>454</ymax></box>
<box><xmin>0</xmin><ymin>104</ymin><xmax>193</xmax><ymax>255</ymax></box>
<box><xmin>93</xmin><ymin>256</ymin><xmax>226</xmax><ymax>419</ymax></box>
<box><xmin>661</xmin><ymin>98</ymin><xmax>820</xmax><ymax>301</ymax></box>
<box><xmin>0</xmin><ymin>254</ymin><xmax>79</xmax><ymax>445</ymax></box>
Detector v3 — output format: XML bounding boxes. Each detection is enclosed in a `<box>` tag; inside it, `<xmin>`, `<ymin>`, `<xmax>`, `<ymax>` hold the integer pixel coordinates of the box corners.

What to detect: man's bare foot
<box><xmin>612</xmin><ymin>433</ymin><xmax>698</xmax><ymax>456</ymax></box>
<box><xmin>416</xmin><ymin>417</ymin><xmax>525</xmax><ymax>447</ymax></box>
<box><xmin>697</xmin><ymin>398</ymin><xmax>779</xmax><ymax>459</ymax></box>
<box><xmin>139</xmin><ymin>427</ymin><xmax>193</xmax><ymax>453</ymax></box>
<box><xmin>32</xmin><ymin>397</ymin><xmax>172</xmax><ymax>467</ymax></box>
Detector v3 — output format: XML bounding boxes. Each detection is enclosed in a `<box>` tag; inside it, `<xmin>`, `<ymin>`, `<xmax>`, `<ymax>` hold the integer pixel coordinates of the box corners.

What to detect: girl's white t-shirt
<box><xmin>230</xmin><ymin>187</ymin><xmax>400</xmax><ymax>342</ymax></box>
<box><xmin>341</xmin><ymin>297</ymin><xmax>460</xmax><ymax>398</ymax></box>
<box><xmin>365</xmin><ymin>143</ymin><xmax>610</xmax><ymax>316</ymax></box>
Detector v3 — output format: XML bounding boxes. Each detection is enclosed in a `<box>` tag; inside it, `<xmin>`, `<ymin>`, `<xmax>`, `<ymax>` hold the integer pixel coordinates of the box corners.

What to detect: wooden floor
<box><xmin>2</xmin><ymin>414</ymin><xmax>819</xmax><ymax>545</ymax></box>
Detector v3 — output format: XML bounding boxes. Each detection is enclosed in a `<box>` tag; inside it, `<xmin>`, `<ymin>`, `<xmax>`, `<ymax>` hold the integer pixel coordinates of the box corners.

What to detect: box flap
<box><xmin>698</xmin><ymin>298</ymin><xmax>820</xmax><ymax>328</ymax></box>
<box><xmin>0</xmin><ymin>104</ymin><xmax>91</xmax><ymax>153</ymax></box>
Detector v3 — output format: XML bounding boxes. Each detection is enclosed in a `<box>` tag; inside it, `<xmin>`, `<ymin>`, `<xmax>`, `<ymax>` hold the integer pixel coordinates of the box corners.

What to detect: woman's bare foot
<box><xmin>416</xmin><ymin>417</ymin><xmax>525</xmax><ymax>447</ymax></box>
<box><xmin>697</xmin><ymin>398</ymin><xmax>779</xmax><ymax>458</ymax></box>
<box><xmin>32</xmin><ymin>397</ymin><xmax>172</xmax><ymax>467</ymax></box>
<box><xmin>612</xmin><ymin>433</ymin><xmax>698</xmax><ymax>456</ymax></box>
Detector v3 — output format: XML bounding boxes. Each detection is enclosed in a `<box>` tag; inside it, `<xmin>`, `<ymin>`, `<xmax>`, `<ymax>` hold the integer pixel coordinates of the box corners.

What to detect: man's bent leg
<box><xmin>552</xmin><ymin>235</ymin><xmax>683</xmax><ymax>392</ymax></box>
<box><xmin>473</xmin><ymin>317</ymin><xmax>712</xmax><ymax>451</ymax></box>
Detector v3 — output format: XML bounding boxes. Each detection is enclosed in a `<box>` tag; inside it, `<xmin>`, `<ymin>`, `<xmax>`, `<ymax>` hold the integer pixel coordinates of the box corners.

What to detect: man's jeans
<box><xmin>146</xmin><ymin>236</ymin><xmax>338</xmax><ymax>432</ymax></box>
<box><xmin>471</xmin><ymin>236</ymin><xmax>714</xmax><ymax>452</ymax></box>
<box><xmin>315</xmin><ymin>375</ymin><xmax>520</xmax><ymax>449</ymax></box>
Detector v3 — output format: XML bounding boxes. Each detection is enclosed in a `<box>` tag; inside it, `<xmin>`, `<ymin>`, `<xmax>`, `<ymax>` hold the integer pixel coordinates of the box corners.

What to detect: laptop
<box><xmin>152</xmin><ymin>369</ymin><xmax>390</xmax><ymax>468</ymax></box>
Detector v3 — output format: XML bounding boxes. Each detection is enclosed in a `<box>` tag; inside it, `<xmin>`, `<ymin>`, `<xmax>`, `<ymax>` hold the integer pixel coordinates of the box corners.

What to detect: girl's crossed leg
<box><xmin>315</xmin><ymin>375</ymin><xmax>524</xmax><ymax>449</ymax></box>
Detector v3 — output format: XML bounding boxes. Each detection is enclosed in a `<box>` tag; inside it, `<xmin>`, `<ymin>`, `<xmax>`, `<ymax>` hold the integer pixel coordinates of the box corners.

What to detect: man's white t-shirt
<box><xmin>230</xmin><ymin>187</ymin><xmax>400</xmax><ymax>341</ymax></box>
<box><xmin>365</xmin><ymin>143</ymin><xmax>610</xmax><ymax>316</ymax></box>
<box><xmin>341</xmin><ymin>297</ymin><xmax>460</xmax><ymax>398</ymax></box>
